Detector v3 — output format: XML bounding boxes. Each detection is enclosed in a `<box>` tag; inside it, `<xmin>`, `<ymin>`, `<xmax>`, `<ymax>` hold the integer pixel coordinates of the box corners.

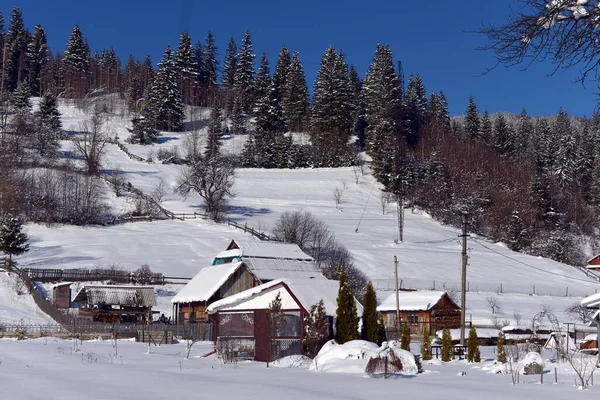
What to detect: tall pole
<box><xmin>397</xmin><ymin>195</ymin><xmax>404</xmax><ymax>243</ymax></box>
<box><xmin>394</xmin><ymin>255</ymin><xmax>400</xmax><ymax>333</ymax></box>
<box><xmin>459</xmin><ymin>213</ymin><xmax>469</xmax><ymax>346</ymax></box>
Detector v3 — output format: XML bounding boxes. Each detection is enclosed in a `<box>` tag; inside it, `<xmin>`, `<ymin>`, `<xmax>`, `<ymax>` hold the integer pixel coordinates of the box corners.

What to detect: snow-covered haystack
<box><xmin>310</xmin><ymin>340</ymin><xmax>379</xmax><ymax>373</ymax></box>
<box><xmin>270</xmin><ymin>355</ymin><xmax>312</xmax><ymax>368</ymax></box>
<box><xmin>522</xmin><ymin>352</ymin><xmax>544</xmax><ymax>375</ymax></box>
<box><xmin>365</xmin><ymin>341</ymin><xmax>418</xmax><ymax>378</ymax></box>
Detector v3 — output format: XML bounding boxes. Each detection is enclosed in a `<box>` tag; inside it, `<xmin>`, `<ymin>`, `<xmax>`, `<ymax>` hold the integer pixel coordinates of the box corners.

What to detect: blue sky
<box><xmin>9</xmin><ymin>0</ymin><xmax>598</xmax><ymax>117</ymax></box>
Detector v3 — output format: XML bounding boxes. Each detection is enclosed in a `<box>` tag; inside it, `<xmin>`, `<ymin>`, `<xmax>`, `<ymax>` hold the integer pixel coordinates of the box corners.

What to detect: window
<box><xmin>406</xmin><ymin>311</ymin><xmax>419</xmax><ymax>324</ymax></box>
<box><xmin>219</xmin><ymin>312</ymin><xmax>254</xmax><ymax>337</ymax></box>
<box><xmin>273</xmin><ymin>311</ymin><xmax>302</xmax><ymax>338</ymax></box>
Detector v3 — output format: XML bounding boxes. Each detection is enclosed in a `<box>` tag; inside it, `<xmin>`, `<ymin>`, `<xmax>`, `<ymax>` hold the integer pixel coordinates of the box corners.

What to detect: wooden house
<box><xmin>377</xmin><ymin>290</ymin><xmax>461</xmax><ymax>335</ymax></box>
<box><xmin>207</xmin><ymin>278</ymin><xmax>363</xmax><ymax>362</ymax></box>
<box><xmin>52</xmin><ymin>282</ymin><xmax>72</xmax><ymax>309</ymax></box>
<box><xmin>212</xmin><ymin>240</ymin><xmax>325</xmax><ymax>282</ymax></box>
<box><xmin>586</xmin><ymin>254</ymin><xmax>600</xmax><ymax>272</ymax></box>
<box><xmin>73</xmin><ymin>285</ymin><xmax>156</xmax><ymax>323</ymax></box>
<box><xmin>171</xmin><ymin>262</ymin><xmax>259</xmax><ymax>324</ymax></box>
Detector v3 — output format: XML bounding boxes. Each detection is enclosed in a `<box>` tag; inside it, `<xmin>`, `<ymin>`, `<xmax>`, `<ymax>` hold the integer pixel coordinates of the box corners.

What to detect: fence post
<box><xmin>565</xmin><ymin>287</ymin><xmax>568</xmax><ymax>297</ymax></box>
<box><xmin>533</xmin><ymin>284</ymin><xmax>536</xmax><ymax>295</ymax></box>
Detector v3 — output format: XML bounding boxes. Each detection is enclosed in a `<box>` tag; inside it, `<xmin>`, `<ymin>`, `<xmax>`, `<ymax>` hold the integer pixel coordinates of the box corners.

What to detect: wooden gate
<box><xmin>254</xmin><ymin>310</ymin><xmax>271</xmax><ymax>362</ymax></box>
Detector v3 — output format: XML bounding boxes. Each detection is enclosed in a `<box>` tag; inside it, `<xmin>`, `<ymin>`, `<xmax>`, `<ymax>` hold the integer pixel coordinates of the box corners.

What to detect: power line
<box><xmin>472</xmin><ymin>238</ymin><xmax>595</xmax><ymax>284</ymax></box>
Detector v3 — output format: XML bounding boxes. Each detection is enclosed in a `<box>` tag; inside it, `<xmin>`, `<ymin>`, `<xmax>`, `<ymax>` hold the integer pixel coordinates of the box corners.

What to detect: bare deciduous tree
<box><xmin>176</xmin><ymin>156</ymin><xmax>236</xmax><ymax>222</ymax></box>
<box><xmin>333</xmin><ymin>187</ymin><xmax>344</xmax><ymax>209</ymax></box>
<box><xmin>74</xmin><ymin>112</ymin><xmax>108</xmax><ymax>175</ymax></box>
<box><xmin>478</xmin><ymin>0</ymin><xmax>600</xmax><ymax>84</ymax></box>
<box><xmin>152</xmin><ymin>178</ymin><xmax>168</xmax><ymax>203</ymax></box>
<box><xmin>487</xmin><ymin>296</ymin><xmax>502</xmax><ymax>315</ymax></box>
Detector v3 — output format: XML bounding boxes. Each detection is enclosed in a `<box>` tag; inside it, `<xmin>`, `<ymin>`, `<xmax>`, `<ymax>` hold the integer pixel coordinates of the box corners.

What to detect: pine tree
<box><xmin>34</xmin><ymin>92</ymin><xmax>62</xmax><ymax>156</ymax></box>
<box><xmin>497</xmin><ymin>332</ymin><xmax>507</xmax><ymax>363</ymax></box>
<box><xmin>205</xmin><ymin>105</ymin><xmax>224</xmax><ymax>159</ymax></box>
<box><xmin>200</xmin><ymin>31</ymin><xmax>218</xmax><ymax>86</ymax></box>
<box><xmin>0</xmin><ymin>216</ymin><xmax>29</xmax><ymax>268</ymax></box>
<box><xmin>467</xmin><ymin>326</ymin><xmax>481</xmax><ymax>362</ymax></box>
<box><xmin>441</xmin><ymin>328</ymin><xmax>453</xmax><ymax>362</ymax></box>
<box><xmin>493</xmin><ymin>113</ymin><xmax>514</xmax><ymax>156</ymax></box>
<box><xmin>349</xmin><ymin>65</ymin><xmax>365</xmax><ymax>142</ymax></box>
<box><xmin>311</xmin><ymin>46</ymin><xmax>354</xmax><ymax>167</ymax></box>
<box><xmin>554</xmin><ymin>108</ymin><xmax>577</xmax><ymax>187</ymax></box>
<box><xmin>144</xmin><ymin>45</ymin><xmax>184</xmax><ymax>131</ymax></box>
<box><xmin>234</xmin><ymin>30</ymin><xmax>255</xmax><ymax>113</ymax></box>
<box><xmin>516</xmin><ymin>108</ymin><xmax>534</xmax><ymax>157</ymax></box>
<box><xmin>335</xmin><ymin>267</ymin><xmax>358</xmax><ymax>344</ymax></box>
<box><xmin>26</xmin><ymin>23</ymin><xmax>48</xmax><ymax>96</ymax></box>
<box><xmin>4</xmin><ymin>7</ymin><xmax>28</xmax><ymax>92</ymax></box>
<box><xmin>62</xmin><ymin>25</ymin><xmax>91</xmax><ymax>97</ymax></box>
<box><xmin>221</xmin><ymin>37</ymin><xmax>238</xmax><ymax>113</ymax></box>
<box><xmin>360</xmin><ymin>281</ymin><xmax>378</xmax><ymax>343</ymax></box>
<box><xmin>465</xmin><ymin>96</ymin><xmax>480</xmax><ymax>138</ymax></box>
<box><xmin>363</xmin><ymin>44</ymin><xmax>402</xmax><ymax>189</ymax></box>
<box><xmin>230</xmin><ymin>97</ymin><xmax>245</xmax><ymax>135</ymax></box>
<box><xmin>303</xmin><ymin>299</ymin><xmax>329</xmax><ymax>357</ymax></box>
<box><xmin>421</xmin><ymin>325</ymin><xmax>432</xmax><ymax>361</ymax></box>
<box><xmin>253</xmin><ymin>52</ymin><xmax>272</xmax><ymax>108</ymax></box>
<box><xmin>282</xmin><ymin>51</ymin><xmax>309</xmax><ymax>132</ymax></box>
<box><xmin>401</xmin><ymin>321</ymin><xmax>411</xmax><ymax>351</ymax></box>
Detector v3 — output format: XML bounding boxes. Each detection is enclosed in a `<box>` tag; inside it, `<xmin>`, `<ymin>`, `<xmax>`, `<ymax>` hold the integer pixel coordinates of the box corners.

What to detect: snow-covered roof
<box><xmin>581</xmin><ymin>292</ymin><xmax>600</xmax><ymax>309</ymax></box>
<box><xmin>207</xmin><ymin>278</ymin><xmax>362</xmax><ymax>317</ymax></box>
<box><xmin>216</xmin><ymin>240</ymin><xmax>313</xmax><ymax>261</ymax></box>
<box><xmin>244</xmin><ymin>258</ymin><xmax>324</xmax><ymax>281</ymax></box>
<box><xmin>171</xmin><ymin>262</ymin><xmax>249</xmax><ymax>304</ymax></box>
<box><xmin>377</xmin><ymin>290</ymin><xmax>452</xmax><ymax>312</ymax></box>
<box><xmin>73</xmin><ymin>285</ymin><xmax>156</xmax><ymax>307</ymax></box>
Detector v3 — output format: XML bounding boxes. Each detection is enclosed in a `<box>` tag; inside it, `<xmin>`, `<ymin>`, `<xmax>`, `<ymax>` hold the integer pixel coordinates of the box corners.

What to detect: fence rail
<box><xmin>23</xmin><ymin>268</ymin><xmax>165</xmax><ymax>285</ymax></box>
<box><xmin>226</xmin><ymin>219</ymin><xmax>279</xmax><ymax>241</ymax></box>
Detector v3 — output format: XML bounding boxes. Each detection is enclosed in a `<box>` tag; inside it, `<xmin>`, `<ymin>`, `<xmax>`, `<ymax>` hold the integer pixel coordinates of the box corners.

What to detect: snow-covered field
<box><xmin>1</xmin><ymin>338</ymin><xmax>599</xmax><ymax>399</ymax></box>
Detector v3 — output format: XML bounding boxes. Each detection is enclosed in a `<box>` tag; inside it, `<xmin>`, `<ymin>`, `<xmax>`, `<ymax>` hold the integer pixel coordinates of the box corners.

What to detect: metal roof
<box><xmin>73</xmin><ymin>285</ymin><xmax>157</xmax><ymax>307</ymax></box>
<box><xmin>244</xmin><ymin>258</ymin><xmax>325</xmax><ymax>281</ymax></box>
<box><xmin>220</xmin><ymin>240</ymin><xmax>314</xmax><ymax>261</ymax></box>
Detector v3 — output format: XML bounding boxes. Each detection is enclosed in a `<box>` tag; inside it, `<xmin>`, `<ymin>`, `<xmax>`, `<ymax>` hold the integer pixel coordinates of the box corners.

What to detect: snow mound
<box><xmin>270</xmin><ymin>355</ymin><xmax>312</xmax><ymax>368</ymax></box>
<box><xmin>310</xmin><ymin>340</ymin><xmax>379</xmax><ymax>373</ymax></box>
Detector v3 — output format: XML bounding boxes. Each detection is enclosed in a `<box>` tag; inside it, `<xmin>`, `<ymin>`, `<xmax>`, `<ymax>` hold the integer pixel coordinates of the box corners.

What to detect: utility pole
<box><xmin>459</xmin><ymin>213</ymin><xmax>469</xmax><ymax>346</ymax></box>
<box><xmin>394</xmin><ymin>255</ymin><xmax>400</xmax><ymax>333</ymax></box>
<box><xmin>396</xmin><ymin>194</ymin><xmax>404</xmax><ymax>243</ymax></box>
<box><xmin>563</xmin><ymin>322</ymin><xmax>574</xmax><ymax>357</ymax></box>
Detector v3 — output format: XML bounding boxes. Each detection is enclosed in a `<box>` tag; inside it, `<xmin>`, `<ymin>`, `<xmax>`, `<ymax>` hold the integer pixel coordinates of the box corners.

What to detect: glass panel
<box><xmin>219</xmin><ymin>312</ymin><xmax>254</xmax><ymax>337</ymax></box>
<box><xmin>276</xmin><ymin>311</ymin><xmax>301</xmax><ymax>337</ymax></box>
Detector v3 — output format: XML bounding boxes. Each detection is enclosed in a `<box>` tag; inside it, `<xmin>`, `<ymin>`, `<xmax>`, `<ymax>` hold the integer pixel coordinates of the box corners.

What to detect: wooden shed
<box><xmin>171</xmin><ymin>262</ymin><xmax>259</xmax><ymax>324</ymax></box>
<box><xmin>212</xmin><ymin>239</ymin><xmax>324</xmax><ymax>282</ymax></box>
<box><xmin>377</xmin><ymin>290</ymin><xmax>461</xmax><ymax>335</ymax></box>
<box><xmin>73</xmin><ymin>285</ymin><xmax>157</xmax><ymax>323</ymax></box>
<box><xmin>207</xmin><ymin>278</ymin><xmax>362</xmax><ymax>362</ymax></box>
<box><xmin>52</xmin><ymin>282</ymin><xmax>72</xmax><ymax>309</ymax></box>
<box><xmin>586</xmin><ymin>254</ymin><xmax>600</xmax><ymax>272</ymax></box>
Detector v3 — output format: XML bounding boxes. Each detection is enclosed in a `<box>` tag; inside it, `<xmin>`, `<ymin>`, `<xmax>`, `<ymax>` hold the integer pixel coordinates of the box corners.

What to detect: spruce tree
<box><xmin>480</xmin><ymin>109</ymin><xmax>493</xmax><ymax>142</ymax></box>
<box><xmin>363</xmin><ymin>44</ymin><xmax>402</xmax><ymax>189</ymax></box>
<box><xmin>311</xmin><ymin>46</ymin><xmax>354</xmax><ymax>167</ymax></box>
<box><xmin>4</xmin><ymin>7</ymin><xmax>27</xmax><ymax>92</ymax></box>
<box><xmin>349</xmin><ymin>65</ymin><xmax>365</xmax><ymax>142</ymax></box>
<box><xmin>175</xmin><ymin>32</ymin><xmax>199</xmax><ymax>105</ymax></box>
<box><xmin>401</xmin><ymin>321</ymin><xmax>411</xmax><ymax>351</ymax></box>
<box><xmin>360</xmin><ymin>281</ymin><xmax>378</xmax><ymax>343</ymax></box>
<box><xmin>465</xmin><ymin>96</ymin><xmax>480</xmax><ymax>138</ymax></box>
<box><xmin>26</xmin><ymin>23</ymin><xmax>48</xmax><ymax>96</ymax></box>
<box><xmin>221</xmin><ymin>37</ymin><xmax>237</xmax><ymax>113</ymax></box>
<box><xmin>282</xmin><ymin>51</ymin><xmax>309</xmax><ymax>132</ymax></box>
<box><xmin>0</xmin><ymin>216</ymin><xmax>29</xmax><ymax>268</ymax></box>
<box><xmin>441</xmin><ymin>328</ymin><xmax>453</xmax><ymax>362</ymax></box>
<box><xmin>335</xmin><ymin>267</ymin><xmax>358</xmax><ymax>344</ymax></box>
<box><xmin>467</xmin><ymin>326</ymin><xmax>481</xmax><ymax>362</ymax></box>
<box><xmin>497</xmin><ymin>332</ymin><xmax>507</xmax><ymax>363</ymax></box>
<box><xmin>62</xmin><ymin>25</ymin><xmax>91</xmax><ymax>97</ymax></box>
<box><xmin>127</xmin><ymin>115</ymin><xmax>158</xmax><ymax>145</ymax></box>
<box><xmin>273</xmin><ymin>45</ymin><xmax>291</xmax><ymax>109</ymax></box>
<box><xmin>38</xmin><ymin>92</ymin><xmax>61</xmax><ymax>132</ymax></box>
<box><xmin>11</xmin><ymin>80</ymin><xmax>31</xmax><ymax>113</ymax></box>
<box><xmin>253</xmin><ymin>52</ymin><xmax>272</xmax><ymax>109</ymax></box>
<box><xmin>493</xmin><ymin>113</ymin><xmax>514</xmax><ymax>156</ymax></box>
<box><xmin>404</xmin><ymin>73</ymin><xmax>428</xmax><ymax>147</ymax></box>
<box><xmin>205</xmin><ymin>105</ymin><xmax>224</xmax><ymax>160</ymax></box>
<box><xmin>35</xmin><ymin>92</ymin><xmax>62</xmax><ymax>156</ymax></box>
<box><xmin>234</xmin><ymin>30</ymin><xmax>255</xmax><ymax>113</ymax></box>
<box><xmin>144</xmin><ymin>45</ymin><xmax>184</xmax><ymax>131</ymax></box>
<box><xmin>230</xmin><ymin>97</ymin><xmax>245</xmax><ymax>135</ymax></box>
<box><xmin>421</xmin><ymin>325</ymin><xmax>432</xmax><ymax>361</ymax></box>
<box><xmin>200</xmin><ymin>31</ymin><xmax>218</xmax><ymax>86</ymax></box>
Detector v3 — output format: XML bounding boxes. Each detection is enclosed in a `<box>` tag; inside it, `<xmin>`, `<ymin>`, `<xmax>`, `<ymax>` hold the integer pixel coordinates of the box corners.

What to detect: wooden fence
<box><xmin>226</xmin><ymin>219</ymin><xmax>279</xmax><ymax>241</ymax></box>
<box><xmin>23</xmin><ymin>268</ymin><xmax>165</xmax><ymax>284</ymax></box>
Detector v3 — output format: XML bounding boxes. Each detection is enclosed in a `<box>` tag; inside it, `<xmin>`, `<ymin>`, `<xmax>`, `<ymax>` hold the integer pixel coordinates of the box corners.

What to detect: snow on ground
<box><xmin>9</xmin><ymin>99</ymin><xmax>600</xmax><ymax>325</ymax></box>
<box><xmin>0</xmin><ymin>274</ymin><xmax>54</xmax><ymax>325</ymax></box>
<box><xmin>1</xmin><ymin>338</ymin><xmax>600</xmax><ymax>399</ymax></box>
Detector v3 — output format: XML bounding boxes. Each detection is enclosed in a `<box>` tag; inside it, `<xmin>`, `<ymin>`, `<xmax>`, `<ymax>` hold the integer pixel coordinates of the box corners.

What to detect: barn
<box><xmin>73</xmin><ymin>285</ymin><xmax>157</xmax><ymax>323</ymax></box>
<box><xmin>171</xmin><ymin>262</ymin><xmax>259</xmax><ymax>324</ymax></box>
<box><xmin>212</xmin><ymin>240</ymin><xmax>325</xmax><ymax>282</ymax></box>
<box><xmin>52</xmin><ymin>282</ymin><xmax>72</xmax><ymax>309</ymax></box>
<box><xmin>207</xmin><ymin>278</ymin><xmax>362</xmax><ymax>362</ymax></box>
<box><xmin>377</xmin><ymin>290</ymin><xmax>461</xmax><ymax>335</ymax></box>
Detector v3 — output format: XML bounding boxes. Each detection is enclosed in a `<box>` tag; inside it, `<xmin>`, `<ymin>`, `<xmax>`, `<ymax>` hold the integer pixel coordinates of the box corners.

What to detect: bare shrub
<box><xmin>74</xmin><ymin>112</ymin><xmax>108</xmax><ymax>175</ymax></box>
<box><xmin>333</xmin><ymin>187</ymin><xmax>344</xmax><ymax>209</ymax></box>
<box><xmin>133</xmin><ymin>264</ymin><xmax>154</xmax><ymax>285</ymax></box>
<box><xmin>107</xmin><ymin>167</ymin><xmax>127</xmax><ymax>197</ymax></box>
<box><xmin>487</xmin><ymin>296</ymin><xmax>502</xmax><ymax>315</ymax></box>
<box><xmin>152</xmin><ymin>179</ymin><xmax>168</xmax><ymax>203</ymax></box>
<box><xmin>216</xmin><ymin>338</ymin><xmax>240</xmax><ymax>364</ymax></box>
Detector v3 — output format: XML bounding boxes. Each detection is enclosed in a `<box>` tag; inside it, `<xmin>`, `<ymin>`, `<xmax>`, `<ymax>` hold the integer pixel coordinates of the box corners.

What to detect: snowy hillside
<box><xmin>6</xmin><ymin>99</ymin><xmax>600</xmax><ymax>325</ymax></box>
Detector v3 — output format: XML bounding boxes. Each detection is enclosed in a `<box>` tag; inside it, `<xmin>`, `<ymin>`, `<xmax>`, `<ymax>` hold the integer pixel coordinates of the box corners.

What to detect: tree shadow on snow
<box><xmin>181</xmin><ymin>120</ymin><xmax>206</xmax><ymax>131</ymax></box>
<box><xmin>226</xmin><ymin>205</ymin><xmax>271</xmax><ymax>217</ymax></box>
<box><xmin>154</xmin><ymin>136</ymin><xmax>179</xmax><ymax>144</ymax></box>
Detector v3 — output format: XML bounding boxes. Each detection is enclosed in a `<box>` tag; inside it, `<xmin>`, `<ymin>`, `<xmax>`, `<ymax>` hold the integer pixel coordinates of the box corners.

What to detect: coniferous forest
<box><xmin>1</xmin><ymin>5</ymin><xmax>599</xmax><ymax>267</ymax></box>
